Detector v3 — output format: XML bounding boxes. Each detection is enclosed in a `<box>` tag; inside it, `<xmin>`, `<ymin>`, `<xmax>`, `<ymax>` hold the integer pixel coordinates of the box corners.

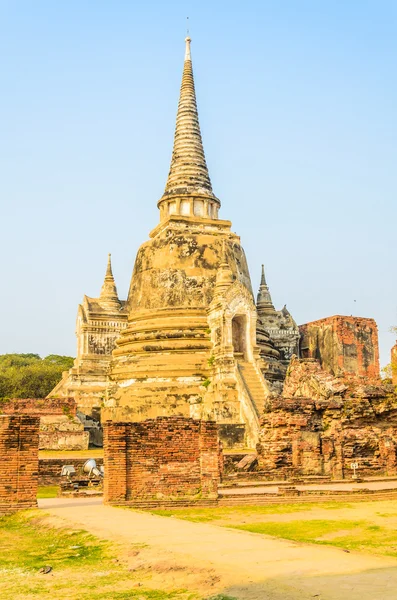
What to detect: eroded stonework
<box><xmin>49</xmin><ymin>255</ymin><xmax>128</xmax><ymax>417</ymax></box>
<box><xmin>256</xmin><ymin>265</ymin><xmax>299</xmax><ymax>364</ymax></box>
<box><xmin>258</xmin><ymin>357</ymin><xmax>397</xmax><ymax>478</ymax></box>
<box><xmin>299</xmin><ymin>316</ymin><xmax>380</xmax><ymax>380</ymax></box>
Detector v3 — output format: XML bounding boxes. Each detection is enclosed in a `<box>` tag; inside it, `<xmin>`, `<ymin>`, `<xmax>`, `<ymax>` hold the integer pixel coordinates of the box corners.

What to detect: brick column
<box><xmin>199</xmin><ymin>420</ymin><xmax>219</xmax><ymax>498</ymax></box>
<box><xmin>103</xmin><ymin>422</ymin><xmax>127</xmax><ymax>503</ymax></box>
<box><xmin>0</xmin><ymin>416</ymin><xmax>40</xmax><ymax>513</ymax></box>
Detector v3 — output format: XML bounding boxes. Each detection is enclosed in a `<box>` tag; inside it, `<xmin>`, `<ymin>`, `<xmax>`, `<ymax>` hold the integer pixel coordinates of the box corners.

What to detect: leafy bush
<box><xmin>0</xmin><ymin>353</ymin><xmax>74</xmax><ymax>399</ymax></box>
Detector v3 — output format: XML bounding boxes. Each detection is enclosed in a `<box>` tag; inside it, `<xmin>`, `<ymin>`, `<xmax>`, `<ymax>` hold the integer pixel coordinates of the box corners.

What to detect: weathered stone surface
<box><xmin>299</xmin><ymin>316</ymin><xmax>380</xmax><ymax>379</ymax></box>
<box><xmin>39</xmin><ymin>415</ymin><xmax>89</xmax><ymax>450</ymax></box>
<box><xmin>258</xmin><ymin>357</ymin><xmax>397</xmax><ymax>478</ymax></box>
<box><xmin>256</xmin><ymin>265</ymin><xmax>299</xmax><ymax>364</ymax></box>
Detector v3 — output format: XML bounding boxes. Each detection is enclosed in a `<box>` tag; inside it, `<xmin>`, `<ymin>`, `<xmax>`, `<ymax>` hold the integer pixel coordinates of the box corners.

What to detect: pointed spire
<box><xmin>260</xmin><ymin>264</ymin><xmax>267</xmax><ymax>286</ymax></box>
<box><xmin>256</xmin><ymin>264</ymin><xmax>275</xmax><ymax>314</ymax></box>
<box><xmin>100</xmin><ymin>254</ymin><xmax>121</xmax><ymax>307</ymax></box>
<box><xmin>160</xmin><ymin>37</ymin><xmax>218</xmax><ymax>204</ymax></box>
<box><xmin>105</xmin><ymin>253</ymin><xmax>113</xmax><ymax>278</ymax></box>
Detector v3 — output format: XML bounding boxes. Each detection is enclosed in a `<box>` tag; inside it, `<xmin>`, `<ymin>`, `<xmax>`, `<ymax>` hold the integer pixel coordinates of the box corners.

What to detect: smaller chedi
<box><xmin>49</xmin><ymin>255</ymin><xmax>128</xmax><ymax>418</ymax></box>
<box><xmin>256</xmin><ymin>265</ymin><xmax>299</xmax><ymax>364</ymax></box>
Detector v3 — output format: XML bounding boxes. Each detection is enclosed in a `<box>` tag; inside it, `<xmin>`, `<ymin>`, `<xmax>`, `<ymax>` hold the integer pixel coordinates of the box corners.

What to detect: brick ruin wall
<box><xmin>0</xmin><ymin>397</ymin><xmax>77</xmax><ymax>416</ymax></box>
<box><xmin>258</xmin><ymin>358</ymin><xmax>397</xmax><ymax>479</ymax></box>
<box><xmin>0</xmin><ymin>398</ymin><xmax>89</xmax><ymax>450</ymax></box>
<box><xmin>299</xmin><ymin>316</ymin><xmax>380</xmax><ymax>380</ymax></box>
<box><xmin>103</xmin><ymin>417</ymin><xmax>221</xmax><ymax>505</ymax></box>
<box><xmin>0</xmin><ymin>416</ymin><xmax>40</xmax><ymax>513</ymax></box>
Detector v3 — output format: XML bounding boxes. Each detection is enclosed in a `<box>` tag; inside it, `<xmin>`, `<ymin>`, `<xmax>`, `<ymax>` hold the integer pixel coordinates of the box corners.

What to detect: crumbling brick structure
<box><xmin>0</xmin><ymin>416</ymin><xmax>40</xmax><ymax>513</ymax></box>
<box><xmin>0</xmin><ymin>398</ymin><xmax>89</xmax><ymax>450</ymax></box>
<box><xmin>103</xmin><ymin>416</ymin><xmax>220</xmax><ymax>505</ymax></box>
<box><xmin>0</xmin><ymin>398</ymin><xmax>77</xmax><ymax>416</ymax></box>
<box><xmin>258</xmin><ymin>357</ymin><xmax>397</xmax><ymax>478</ymax></box>
<box><xmin>300</xmin><ymin>316</ymin><xmax>380</xmax><ymax>380</ymax></box>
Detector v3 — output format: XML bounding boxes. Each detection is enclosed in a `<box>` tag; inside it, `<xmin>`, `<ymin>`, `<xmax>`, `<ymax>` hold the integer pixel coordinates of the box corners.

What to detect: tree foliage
<box><xmin>0</xmin><ymin>354</ymin><xmax>74</xmax><ymax>399</ymax></box>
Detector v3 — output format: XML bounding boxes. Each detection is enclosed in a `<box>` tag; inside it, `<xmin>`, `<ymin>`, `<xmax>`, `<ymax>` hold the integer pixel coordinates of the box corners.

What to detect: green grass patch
<box><xmin>0</xmin><ymin>511</ymin><xmax>108</xmax><ymax>570</ymax></box>
<box><xmin>37</xmin><ymin>485</ymin><xmax>59</xmax><ymax>498</ymax></box>
<box><xmin>232</xmin><ymin>519</ymin><xmax>397</xmax><ymax>557</ymax></box>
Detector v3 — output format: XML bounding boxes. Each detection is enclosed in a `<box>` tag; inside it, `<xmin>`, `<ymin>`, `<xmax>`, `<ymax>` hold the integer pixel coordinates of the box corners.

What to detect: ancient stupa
<box><xmin>103</xmin><ymin>37</ymin><xmax>285</xmax><ymax>447</ymax></box>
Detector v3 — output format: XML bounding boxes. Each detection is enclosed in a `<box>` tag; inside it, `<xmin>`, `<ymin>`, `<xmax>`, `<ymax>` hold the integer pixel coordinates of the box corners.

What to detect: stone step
<box><xmin>237</xmin><ymin>360</ymin><xmax>267</xmax><ymax>417</ymax></box>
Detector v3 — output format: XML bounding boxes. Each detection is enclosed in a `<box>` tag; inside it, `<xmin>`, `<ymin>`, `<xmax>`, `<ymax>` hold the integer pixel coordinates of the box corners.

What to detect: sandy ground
<box><xmin>38</xmin><ymin>497</ymin><xmax>397</xmax><ymax>600</ymax></box>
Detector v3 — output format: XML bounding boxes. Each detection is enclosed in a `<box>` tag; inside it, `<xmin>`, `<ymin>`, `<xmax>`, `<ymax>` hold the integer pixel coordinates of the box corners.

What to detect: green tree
<box><xmin>0</xmin><ymin>354</ymin><xmax>74</xmax><ymax>399</ymax></box>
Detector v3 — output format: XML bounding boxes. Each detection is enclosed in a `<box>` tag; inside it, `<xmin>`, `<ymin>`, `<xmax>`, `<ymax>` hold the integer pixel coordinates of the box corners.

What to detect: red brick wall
<box><xmin>0</xmin><ymin>398</ymin><xmax>76</xmax><ymax>416</ymax></box>
<box><xmin>104</xmin><ymin>417</ymin><xmax>220</xmax><ymax>504</ymax></box>
<box><xmin>0</xmin><ymin>416</ymin><xmax>40</xmax><ymax>513</ymax></box>
<box><xmin>300</xmin><ymin>315</ymin><xmax>380</xmax><ymax>379</ymax></box>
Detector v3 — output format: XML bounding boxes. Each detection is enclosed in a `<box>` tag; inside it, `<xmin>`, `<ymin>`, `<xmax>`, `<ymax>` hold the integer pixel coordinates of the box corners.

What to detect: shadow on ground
<box><xmin>211</xmin><ymin>566</ymin><xmax>397</xmax><ymax>600</ymax></box>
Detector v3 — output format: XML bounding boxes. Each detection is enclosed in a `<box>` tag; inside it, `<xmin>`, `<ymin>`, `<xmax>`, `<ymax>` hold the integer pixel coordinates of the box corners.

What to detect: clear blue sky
<box><xmin>1</xmin><ymin>1</ymin><xmax>396</xmax><ymax>367</ymax></box>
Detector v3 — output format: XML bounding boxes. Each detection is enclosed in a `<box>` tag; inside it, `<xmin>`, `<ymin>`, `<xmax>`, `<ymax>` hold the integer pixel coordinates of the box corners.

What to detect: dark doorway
<box><xmin>232</xmin><ymin>315</ymin><xmax>248</xmax><ymax>359</ymax></box>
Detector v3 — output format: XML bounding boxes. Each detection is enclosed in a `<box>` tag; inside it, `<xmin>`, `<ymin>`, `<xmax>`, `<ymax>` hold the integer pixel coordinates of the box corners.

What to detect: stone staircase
<box><xmin>237</xmin><ymin>360</ymin><xmax>267</xmax><ymax>418</ymax></box>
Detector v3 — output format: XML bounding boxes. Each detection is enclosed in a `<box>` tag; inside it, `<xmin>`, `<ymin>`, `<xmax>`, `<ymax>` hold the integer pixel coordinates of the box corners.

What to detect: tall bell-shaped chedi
<box><xmin>105</xmin><ymin>38</ymin><xmax>284</xmax><ymax>447</ymax></box>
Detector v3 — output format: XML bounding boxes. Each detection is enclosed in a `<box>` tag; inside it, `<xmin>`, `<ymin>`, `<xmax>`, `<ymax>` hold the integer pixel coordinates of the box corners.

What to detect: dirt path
<box><xmin>39</xmin><ymin>498</ymin><xmax>397</xmax><ymax>600</ymax></box>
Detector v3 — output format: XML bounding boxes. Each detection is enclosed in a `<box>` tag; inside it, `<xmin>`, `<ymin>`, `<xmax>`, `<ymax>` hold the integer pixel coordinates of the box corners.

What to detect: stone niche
<box><xmin>0</xmin><ymin>416</ymin><xmax>40</xmax><ymax>514</ymax></box>
<box><xmin>299</xmin><ymin>315</ymin><xmax>380</xmax><ymax>380</ymax></box>
<box><xmin>103</xmin><ymin>416</ymin><xmax>221</xmax><ymax>505</ymax></box>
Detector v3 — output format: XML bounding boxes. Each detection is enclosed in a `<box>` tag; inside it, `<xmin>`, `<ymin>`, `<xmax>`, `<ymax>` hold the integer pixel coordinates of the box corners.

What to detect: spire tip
<box><xmin>185</xmin><ymin>36</ymin><xmax>191</xmax><ymax>60</ymax></box>
<box><xmin>260</xmin><ymin>264</ymin><xmax>267</xmax><ymax>286</ymax></box>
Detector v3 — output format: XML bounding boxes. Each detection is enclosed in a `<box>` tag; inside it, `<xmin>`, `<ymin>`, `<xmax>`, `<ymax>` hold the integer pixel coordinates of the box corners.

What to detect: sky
<box><xmin>0</xmin><ymin>0</ymin><xmax>396</xmax><ymax>367</ymax></box>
